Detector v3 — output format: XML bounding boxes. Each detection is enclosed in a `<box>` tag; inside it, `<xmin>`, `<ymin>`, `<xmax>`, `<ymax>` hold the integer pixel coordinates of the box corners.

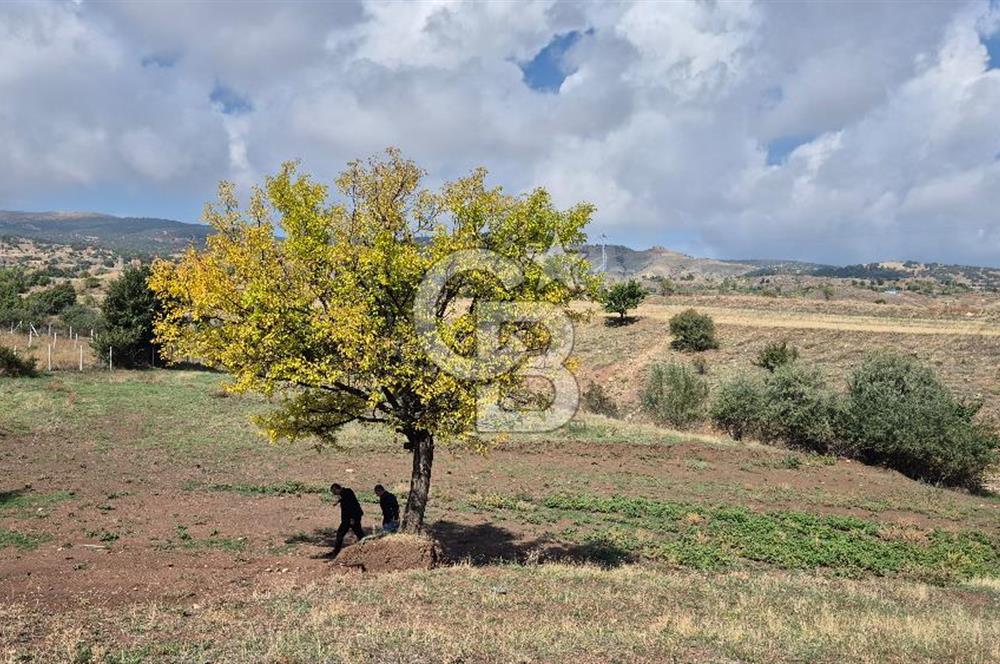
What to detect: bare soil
<box><xmin>3</xmin><ymin>423</ymin><xmax>996</xmax><ymax>612</ymax></box>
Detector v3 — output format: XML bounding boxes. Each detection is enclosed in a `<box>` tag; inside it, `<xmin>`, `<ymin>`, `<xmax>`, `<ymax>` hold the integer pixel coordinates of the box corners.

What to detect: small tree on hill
<box><xmin>669</xmin><ymin>309</ymin><xmax>719</xmax><ymax>352</ymax></box>
<box><xmin>150</xmin><ymin>149</ymin><xmax>596</xmax><ymax>532</ymax></box>
<box><xmin>603</xmin><ymin>279</ymin><xmax>645</xmax><ymax>321</ymax></box>
<box><xmin>93</xmin><ymin>265</ymin><xmax>161</xmax><ymax>368</ymax></box>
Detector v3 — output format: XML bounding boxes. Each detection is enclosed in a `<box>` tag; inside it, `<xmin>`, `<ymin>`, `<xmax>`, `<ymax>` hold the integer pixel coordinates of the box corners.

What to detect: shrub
<box><xmin>642</xmin><ymin>362</ymin><xmax>709</xmax><ymax>428</ymax></box>
<box><xmin>582</xmin><ymin>383</ymin><xmax>619</xmax><ymax>418</ymax></box>
<box><xmin>25</xmin><ymin>282</ymin><xmax>76</xmax><ymax>317</ymax></box>
<box><xmin>92</xmin><ymin>265</ymin><xmax>161</xmax><ymax>369</ymax></box>
<box><xmin>656</xmin><ymin>276</ymin><xmax>676</xmax><ymax>296</ymax></box>
<box><xmin>669</xmin><ymin>309</ymin><xmax>719</xmax><ymax>352</ymax></box>
<box><xmin>753</xmin><ymin>340</ymin><xmax>799</xmax><ymax>372</ymax></box>
<box><xmin>758</xmin><ymin>363</ymin><xmax>839</xmax><ymax>453</ymax></box>
<box><xmin>603</xmin><ymin>279</ymin><xmax>646</xmax><ymax>321</ymax></box>
<box><xmin>710</xmin><ymin>373</ymin><xmax>765</xmax><ymax>440</ymax></box>
<box><xmin>841</xmin><ymin>351</ymin><xmax>999</xmax><ymax>489</ymax></box>
<box><xmin>60</xmin><ymin>304</ymin><xmax>103</xmax><ymax>335</ymax></box>
<box><xmin>0</xmin><ymin>345</ymin><xmax>38</xmax><ymax>378</ymax></box>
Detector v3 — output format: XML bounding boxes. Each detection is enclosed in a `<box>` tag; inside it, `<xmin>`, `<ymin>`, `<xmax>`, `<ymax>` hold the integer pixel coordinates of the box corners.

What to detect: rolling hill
<box><xmin>2</xmin><ymin>210</ymin><xmax>998</xmax><ymax>289</ymax></box>
<box><xmin>0</xmin><ymin>210</ymin><xmax>212</xmax><ymax>255</ymax></box>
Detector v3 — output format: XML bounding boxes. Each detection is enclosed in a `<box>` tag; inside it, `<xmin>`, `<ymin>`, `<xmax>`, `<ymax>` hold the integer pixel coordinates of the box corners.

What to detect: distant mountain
<box><xmin>580</xmin><ymin>244</ymin><xmax>752</xmax><ymax>279</ymax></box>
<box><xmin>2</xmin><ymin>210</ymin><xmax>998</xmax><ymax>290</ymax></box>
<box><xmin>0</xmin><ymin>211</ymin><xmax>211</xmax><ymax>255</ymax></box>
<box><xmin>581</xmin><ymin>244</ymin><xmax>1000</xmax><ymax>290</ymax></box>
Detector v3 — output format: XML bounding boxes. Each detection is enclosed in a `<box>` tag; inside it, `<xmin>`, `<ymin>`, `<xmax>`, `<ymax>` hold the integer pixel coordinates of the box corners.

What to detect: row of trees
<box><xmin>638</xmin><ymin>346</ymin><xmax>998</xmax><ymax>491</ymax></box>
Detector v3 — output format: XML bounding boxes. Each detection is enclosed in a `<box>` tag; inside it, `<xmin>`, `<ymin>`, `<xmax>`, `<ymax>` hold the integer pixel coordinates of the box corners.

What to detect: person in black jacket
<box><xmin>374</xmin><ymin>484</ymin><xmax>400</xmax><ymax>533</ymax></box>
<box><xmin>329</xmin><ymin>483</ymin><xmax>365</xmax><ymax>558</ymax></box>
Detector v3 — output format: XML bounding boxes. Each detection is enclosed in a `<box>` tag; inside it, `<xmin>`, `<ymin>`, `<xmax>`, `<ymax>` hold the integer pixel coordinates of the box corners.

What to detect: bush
<box><xmin>582</xmin><ymin>383</ymin><xmax>619</xmax><ymax>418</ymax></box>
<box><xmin>0</xmin><ymin>345</ymin><xmax>38</xmax><ymax>378</ymax></box>
<box><xmin>758</xmin><ymin>363</ymin><xmax>839</xmax><ymax>453</ymax></box>
<box><xmin>642</xmin><ymin>362</ymin><xmax>709</xmax><ymax>428</ymax></box>
<box><xmin>92</xmin><ymin>265</ymin><xmax>161</xmax><ymax>369</ymax></box>
<box><xmin>753</xmin><ymin>340</ymin><xmax>799</xmax><ymax>372</ymax></box>
<box><xmin>25</xmin><ymin>282</ymin><xmax>76</xmax><ymax>317</ymax></box>
<box><xmin>710</xmin><ymin>373</ymin><xmax>765</xmax><ymax>441</ymax></box>
<box><xmin>60</xmin><ymin>304</ymin><xmax>103</xmax><ymax>335</ymax></box>
<box><xmin>841</xmin><ymin>351</ymin><xmax>999</xmax><ymax>489</ymax></box>
<box><xmin>603</xmin><ymin>279</ymin><xmax>646</xmax><ymax>321</ymax></box>
<box><xmin>669</xmin><ymin>309</ymin><xmax>719</xmax><ymax>352</ymax></box>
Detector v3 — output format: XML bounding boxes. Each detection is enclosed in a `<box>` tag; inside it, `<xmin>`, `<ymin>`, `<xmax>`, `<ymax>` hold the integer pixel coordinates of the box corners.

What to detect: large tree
<box><xmin>150</xmin><ymin>149</ymin><xmax>595</xmax><ymax>532</ymax></box>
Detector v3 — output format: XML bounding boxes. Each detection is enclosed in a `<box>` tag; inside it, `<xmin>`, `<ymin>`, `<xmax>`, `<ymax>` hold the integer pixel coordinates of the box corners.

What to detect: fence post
<box><xmin>109</xmin><ymin>347</ymin><xmax>113</xmax><ymax>372</ymax></box>
<box><xmin>79</xmin><ymin>346</ymin><xmax>84</xmax><ymax>372</ymax></box>
<box><xmin>47</xmin><ymin>344</ymin><xmax>52</xmax><ymax>372</ymax></box>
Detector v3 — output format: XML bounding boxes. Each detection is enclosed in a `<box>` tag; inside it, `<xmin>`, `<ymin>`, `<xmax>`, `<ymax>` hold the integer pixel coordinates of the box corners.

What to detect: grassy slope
<box><xmin>2</xmin><ymin>370</ymin><xmax>999</xmax><ymax>662</ymax></box>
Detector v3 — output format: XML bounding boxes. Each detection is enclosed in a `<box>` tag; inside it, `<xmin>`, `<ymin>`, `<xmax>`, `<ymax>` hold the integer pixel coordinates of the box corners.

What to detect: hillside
<box><xmin>580</xmin><ymin>244</ymin><xmax>753</xmax><ymax>279</ymax></box>
<box><xmin>0</xmin><ymin>210</ymin><xmax>211</xmax><ymax>255</ymax></box>
<box><xmin>2</xmin><ymin>210</ymin><xmax>999</xmax><ymax>290</ymax></box>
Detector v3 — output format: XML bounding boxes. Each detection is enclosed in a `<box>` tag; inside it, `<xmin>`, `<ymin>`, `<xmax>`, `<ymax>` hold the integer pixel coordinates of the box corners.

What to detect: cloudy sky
<box><xmin>2</xmin><ymin>0</ymin><xmax>1000</xmax><ymax>266</ymax></box>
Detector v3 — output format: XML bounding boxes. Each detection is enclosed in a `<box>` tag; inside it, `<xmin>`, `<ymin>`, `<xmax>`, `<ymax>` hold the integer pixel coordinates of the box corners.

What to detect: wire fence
<box><xmin>3</xmin><ymin>322</ymin><xmax>100</xmax><ymax>371</ymax></box>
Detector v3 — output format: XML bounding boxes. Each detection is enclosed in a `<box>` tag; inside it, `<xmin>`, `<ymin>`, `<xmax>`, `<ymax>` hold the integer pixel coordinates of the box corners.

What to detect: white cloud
<box><xmin>1</xmin><ymin>0</ymin><xmax>1000</xmax><ymax>265</ymax></box>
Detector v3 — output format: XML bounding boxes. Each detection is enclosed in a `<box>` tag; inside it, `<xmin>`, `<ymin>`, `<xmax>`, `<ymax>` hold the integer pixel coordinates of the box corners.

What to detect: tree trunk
<box><xmin>401</xmin><ymin>430</ymin><xmax>434</xmax><ymax>533</ymax></box>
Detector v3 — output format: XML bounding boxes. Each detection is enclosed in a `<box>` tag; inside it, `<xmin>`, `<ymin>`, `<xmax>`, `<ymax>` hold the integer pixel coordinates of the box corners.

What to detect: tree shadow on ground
<box><xmin>428</xmin><ymin>519</ymin><xmax>634</xmax><ymax>568</ymax></box>
<box><xmin>284</xmin><ymin>520</ymin><xmax>634</xmax><ymax>568</ymax></box>
<box><xmin>603</xmin><ymin>315</ymin><xmax>639</xmax><ymax>327</ymax></box>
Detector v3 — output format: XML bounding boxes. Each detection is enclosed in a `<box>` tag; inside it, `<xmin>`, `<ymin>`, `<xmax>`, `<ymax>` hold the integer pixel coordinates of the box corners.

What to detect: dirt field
<box><xmin>2</xmin><ymin>370</ymin><xmax>999</xmax><ymax>662</ymax></box>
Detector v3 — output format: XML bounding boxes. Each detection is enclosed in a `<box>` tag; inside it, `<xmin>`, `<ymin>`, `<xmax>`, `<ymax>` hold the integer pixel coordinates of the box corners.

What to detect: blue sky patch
<box><xmin>983</xmin><ymin>32</ymin><xmax>1000</xmax><ymax>70</ymax></box>
<box><xmin>210</xmin><ymin>82</ymin><xmax>253</xmax><ymax>115</ymax></box>
<box><xmin>520</xmin><ymin>30</ymin><xmax>588</xmax><ymax>93</ymax></box>
<box><xmin>766</xmin><ymin>133</ymin><xmax>817</xmax><ymax>166</ymax></box>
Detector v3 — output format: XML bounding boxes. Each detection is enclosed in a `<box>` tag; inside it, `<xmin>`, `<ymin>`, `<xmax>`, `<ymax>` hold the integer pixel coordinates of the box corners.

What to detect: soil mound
<box><xmin>336</xmin><ymin>534</ymin><xmax>438</xmax><ymax>574</ymax></box>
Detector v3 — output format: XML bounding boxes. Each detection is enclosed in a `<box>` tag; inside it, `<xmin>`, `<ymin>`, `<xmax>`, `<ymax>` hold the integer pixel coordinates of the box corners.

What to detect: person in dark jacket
<box><xmin>374</xmin><ymin>484</ymin><xmax>400</xmax><ymax>533</ymax></box>
<box><xmin>329</xmin><ymin>483</ymin><xmax>365</xmax><ymax>558</ymax></box>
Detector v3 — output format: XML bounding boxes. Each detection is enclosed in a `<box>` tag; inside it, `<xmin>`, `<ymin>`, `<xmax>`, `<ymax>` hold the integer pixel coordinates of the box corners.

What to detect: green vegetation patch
<box><xmin>481</xmin><ymin>492</ymin><xmax>1000</xmax><ymax>581</ymax></box>
<box><xmin>205</xmin><ymin>480</ymin><xmax>327</xmax><ymax>496</ymax></box>
<box><xmin>154</xmin><ymin>525</ymin><xmax>247</xmax><ymax>553</ymax></box>
<box><xmin>0</xmin><ymin>527</ymin><xmax>50</xmax><ymax>551</ymax></box>
<box><xmin>0</xmin><ymin>489</ymin><xmax>74</xmax><ymax>518</ymax></box>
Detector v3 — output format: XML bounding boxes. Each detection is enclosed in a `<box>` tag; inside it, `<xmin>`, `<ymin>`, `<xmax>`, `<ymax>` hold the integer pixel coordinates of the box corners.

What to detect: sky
<box><xmin>2</xmin><ymin>1</ymin><xmax>1000</xmax><ymax>266</ymax></box>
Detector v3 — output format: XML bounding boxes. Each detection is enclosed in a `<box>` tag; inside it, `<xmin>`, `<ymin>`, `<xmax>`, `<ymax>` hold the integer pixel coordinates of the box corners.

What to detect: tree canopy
<box><xmin>94</xmin><ymin>264</ymin><xmax>161</xmax><ymax>369</ymax></box>
<box><xmin>603</xmin><ymin>278</ymin><xmax>646</xmax><ymax>320</ymax></box>
<box><xmin>150</xmin><ymin>149</ymin><xmax>596</xmax><ymax>530</ymax></box>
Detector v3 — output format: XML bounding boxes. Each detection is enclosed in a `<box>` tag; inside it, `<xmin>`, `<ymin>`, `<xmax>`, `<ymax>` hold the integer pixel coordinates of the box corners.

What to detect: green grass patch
<box><xmin>479</xmin><ymin>492</ymin><xmax>1000</xmax><ymax>581</ymax></box>
<box><xmin>205</xmin><ymin>480</ymin><xmax>327</xmax><ymax>496</ymax></box>
<box><xmin>0</xmin><ymin>527</ymin><xmax>50</xmax><ymax>551</ymax></box>
<box><xmin>0</xmin><ymin>489</ymin><xmax>73</xmax><ymax>518</ymax></box>
<box><xmin>154</xmin><ymin>525</ymin><xmax>247</xmax><ymax>553</ymax></box>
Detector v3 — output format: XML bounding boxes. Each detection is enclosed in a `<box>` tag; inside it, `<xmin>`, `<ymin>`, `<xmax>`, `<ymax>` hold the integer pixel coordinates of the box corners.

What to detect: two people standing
<box><xmin>328</xmin><ymin>482</ymin><xmax>401</xmax><ymax>558</ymax></box>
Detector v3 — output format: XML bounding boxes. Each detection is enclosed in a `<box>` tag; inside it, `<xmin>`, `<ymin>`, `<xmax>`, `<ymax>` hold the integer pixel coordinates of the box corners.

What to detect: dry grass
<box><xmin>3</xmin><ymin>563</ymin><xmax>998</xmax><ymax>663</ymax></box>
<box><xmin>574</xmin><ymin>299</ymin><xmax>1000</xmax><ymax>422</ymax></box>
<box><xmin>0</xmin><ymin>331</ymin><xmax>99</xmax><ymax>371</ymax></box>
